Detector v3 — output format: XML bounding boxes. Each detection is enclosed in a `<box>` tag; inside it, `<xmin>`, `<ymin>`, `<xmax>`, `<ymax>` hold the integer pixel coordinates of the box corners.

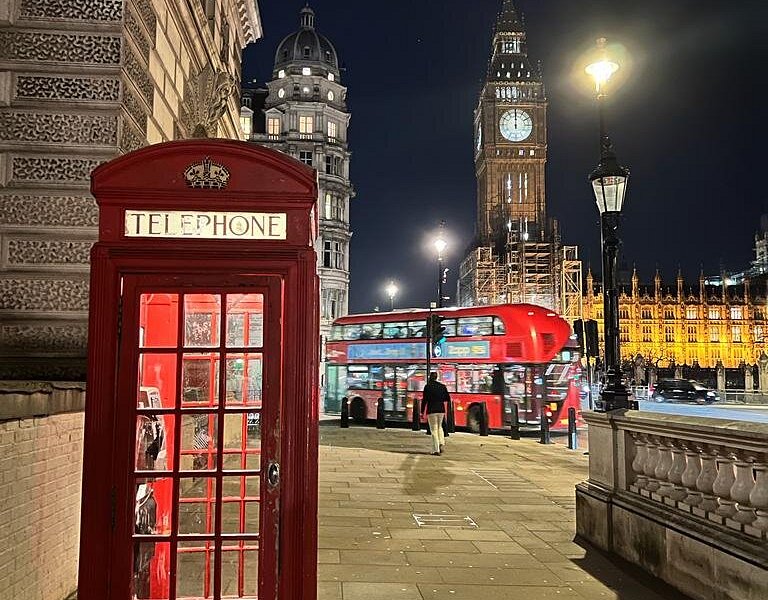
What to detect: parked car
<box><xmin>650</xmin><ymin>379</ymin><xmax>720</xmax><ymax>404</ymax></box>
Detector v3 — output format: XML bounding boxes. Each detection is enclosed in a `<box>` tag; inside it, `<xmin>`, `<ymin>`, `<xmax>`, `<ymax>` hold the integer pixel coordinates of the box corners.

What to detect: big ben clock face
<box><xmin>499</xmin><ymin>109</ymin><xmax>533</xmax><ymax>142</ymax></box>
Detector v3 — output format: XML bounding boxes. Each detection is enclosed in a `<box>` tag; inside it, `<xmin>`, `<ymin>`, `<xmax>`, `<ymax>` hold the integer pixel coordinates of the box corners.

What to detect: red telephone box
<box><xmin>79</xmin><ymin>140</ymin><xmax>319</xmax><ymax>600</ymax></box>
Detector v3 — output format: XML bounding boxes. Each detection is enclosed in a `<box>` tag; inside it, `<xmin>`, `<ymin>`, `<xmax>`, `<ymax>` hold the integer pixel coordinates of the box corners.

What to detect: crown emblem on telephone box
<box><xmin>183</xmin><ymin>157</ymin><xmax>230</xmax><ymax>189</ymax></box>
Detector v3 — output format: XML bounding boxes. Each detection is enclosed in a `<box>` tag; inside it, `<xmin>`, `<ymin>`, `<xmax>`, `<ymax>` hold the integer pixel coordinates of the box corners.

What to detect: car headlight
<box><xmin>706</xmin><ymin>391</ymin><xmax>715</xmax><ymax>397</ymax></box>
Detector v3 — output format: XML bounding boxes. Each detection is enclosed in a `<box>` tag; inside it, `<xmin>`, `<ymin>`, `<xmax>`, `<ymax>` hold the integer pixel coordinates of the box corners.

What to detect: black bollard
<box><xmin>411</xmin><ymin>398</ymin><xmax>421</xmax><ymax>431</ymax></box>
<box><xmin>340</xmin><ymin>397</ymin><xmax>349</xmax><ymax>428</ymax></box>
<box><xmin>539</xmin><ymin>406</ymin><xmax>552</xmax><ymax>445</ymax></box>
<box><xmin>376</xmin><ymin>397</ymin><xmax>386</xmax><ymax>429</ymax></box>
<box><xmin>479</xmin><ymin>402</ymin><xmax>490</xmax><ymax>437</ymax></box>
<box><xmin>510</xmin><ymin>403</ymin><xmax>520</xmax><ymax>440</ymax></box>
<box><xmin>446</xmin><ymin>399</ymin><xmax>455</xmax><ymax>434</ymax></box>
<box><xmin>567</xmin><ymin>407</ymin><xmax>578</xmax><ymax>450</ymax></box>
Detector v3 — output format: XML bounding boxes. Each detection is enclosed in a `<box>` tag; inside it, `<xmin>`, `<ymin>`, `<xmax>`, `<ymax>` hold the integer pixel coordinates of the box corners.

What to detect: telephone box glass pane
<box><xmin>180</xmin><ymin>414</ymin><xmax>217</xmax><ymax>472</ymax></box>
<box><xmin>225</xmin><ymin>354</ymin><xmax>262</xmax><ymax>407</ymax></box>
<box><xmin>221</xmin><ymin>544</ymin><xmax>258</xmax><ymax>598</ymax></box>
<box><xmin>185</xmin><ymin>294</ymin><xmax>221</xmax><ymax>347</ymax></box>
<box><xmin>134</xmin><ymin>480</ymin><xmax>173</xmax><ymax>536</ymax></box>
<box><xmin>222</xmin><ymin>413</ymin><xmax>261</xmax><ymax>471</ymax></box>
<box><xmin>133</xmin><ymin>541</ymin><xmax>170</xmax><ymax>599</ymax></box>
<box><xmin>176</xmin><ymin>541</ymin><xmax>214</xmax><ymax>599</ymax></box>
<box><xmin>138</xmin><ymin>355</ymin><xmax>178</xmax><ymax>410</ymax></box>
<box><xmin>182</xmin><ymin>354</ymin><xmax>220</xmax><ymax>407</ymax></box>
<box><xmin>135</xmin><ymin>415</ymin><xmax>173</xmax><ymax>471</ymax></box>
<box><xmin>226</xmin><ymin>294</ymin><xmax>264</xmax><ymax>348</ymax></box>
<box><xmin>220</xmin><ymin>476</ymin><xmax>260</xmax><ymax>534</ymax></box>
<box><xmin>178</xmin><ymin>477</ymin><xmax>217</xmax><ymax>535</ymax></box>
<box><xmin>140</xmin><ymin>294</ymin><xmax>179</xmax><ymax>348</ymax></box>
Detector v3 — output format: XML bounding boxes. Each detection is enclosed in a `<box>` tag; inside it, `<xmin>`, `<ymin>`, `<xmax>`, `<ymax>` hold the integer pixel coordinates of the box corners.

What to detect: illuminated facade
<box><xmin>583</xmin><ymin>268</ymin><xmax>768</xmax><ymax>369</ymax></box>
<box><xmin>458</xmin><ymin>0</ymin><xmax>582</xmax><ymax>320</ymax></box>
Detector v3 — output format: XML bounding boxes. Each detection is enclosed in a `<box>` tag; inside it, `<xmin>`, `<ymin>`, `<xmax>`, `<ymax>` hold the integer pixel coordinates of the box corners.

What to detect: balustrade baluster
<box><xmin>631</xmin><ymin>434</ymin><xmax>649</xmax><ymax>489</ymax></box>
<box><xmin>713</xmin><ymin>454</ymin><xmax>737</xmax><ymax>518</ymax></box>
<box><xmin>668</xmin><ymin>442</ymin><xmax>688</xmax><ymax>501</ymax></box>
<box><xmin>682</xmin><ymin>446</ymin><xmax>703</xmax><ymax>507</ymax></box>
<box><xmin>644</xmin><ymin>439</ymin><xmax>660</xmax><ymax>492</ymax></box>
<box><xmin>697</xmin><ymin>449</ymin><xmax>719</xmax><ymax>513</ymax></box>
<box><xmin>656</xmin><ymin>440</ymin><xmax>674</xmax><ymax>498</ymax></box>
<box><xmin>730</xmin><ymin>454</ymin><xmax>757</xmax><ymax>525</ymax></box>
<box><xmin>750</xmin><ymin>464</ymin><xmax>768</xmax><ymax>533</ymax></box>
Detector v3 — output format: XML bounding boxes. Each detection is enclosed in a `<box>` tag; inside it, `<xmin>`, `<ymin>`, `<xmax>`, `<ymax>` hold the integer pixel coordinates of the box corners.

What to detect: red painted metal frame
<box><xmin>79</xmin><ymin>140</ymin><xmax>319</xmax><ymax>600</ymax></box>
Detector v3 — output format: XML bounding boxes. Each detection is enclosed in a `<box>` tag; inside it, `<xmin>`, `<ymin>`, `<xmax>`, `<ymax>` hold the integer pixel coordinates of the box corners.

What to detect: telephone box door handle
<box><xmin>267</xmin><ymin>461</ymin><xmax>280</xmax><ymax>487</ymax></box>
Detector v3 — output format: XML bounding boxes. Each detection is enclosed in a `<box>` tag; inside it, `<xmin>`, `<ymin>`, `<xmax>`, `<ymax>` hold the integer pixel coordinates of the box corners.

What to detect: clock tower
<box><xmin>460</xmin><ymin>0</ymin><xmax>582</xmax><ymax>317</ymax></box>
<box><xmin>475</xmin><ymin>0</ymin><xmax>546</xmax><ymax>246</ymax></box>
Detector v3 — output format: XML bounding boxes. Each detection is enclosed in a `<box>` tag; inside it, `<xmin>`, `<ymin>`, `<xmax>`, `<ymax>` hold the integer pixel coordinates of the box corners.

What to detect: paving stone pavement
<box><xmin>316</xmin><ymin>425</ymin><xmax>689</xmax><ymax>600</ymax></box>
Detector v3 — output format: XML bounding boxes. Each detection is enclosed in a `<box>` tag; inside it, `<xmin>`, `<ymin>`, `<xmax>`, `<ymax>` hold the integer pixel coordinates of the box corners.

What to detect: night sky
<box><xmin>244</xmin><ymin>0</ymin><xmax>767</xmax><ymax>313</ymax></box>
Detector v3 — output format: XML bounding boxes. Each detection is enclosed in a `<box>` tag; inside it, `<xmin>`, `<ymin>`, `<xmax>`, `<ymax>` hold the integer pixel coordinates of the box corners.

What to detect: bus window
<box><xmin>493</xmin><ymin>317</ymin><xmax>506</xmax><ymax>335</ymax></box>
<box><xmin>405</xmin><ymin>365</ymin><xmax>427</xmax><ymax>391</ymax></box>
<box><xmin>383</xmin><ymin>322</ymin><xmax>408</xmax><ymax>339</ymax></box>
<box><xmin>344</xmin><ymin>324</ymin><xmax>363</xmax><ymax>340</ymax></box>
<box><xmin>456</xmin><ymin>366</ymin><xmax>495</xmax><ymax>393</ymax></box>
<box><xmin>330</xmin><ymin>325</ymin><xmax>344</xmax><ymax>341</ymax></box>
<box><xmin>457</xmin><ymin>316</ymin><xmax>493</xmax><ymax>336</ymax></box>
<box><xmin>369</xmin><ymin>365</ymin><xmax>385</xmax><ymax>391</ymax></box>
<box><xmin>361</xmin><ymin>323</ymin><xmax>383</xmax><ymax>340</ymax></box>
<box><xmin>438</xmin><ymin>365</ymin><xmax>456</xmax><ymax>392</ymax></box>
<box><xmin>442</xmin><ymin>319</ymin><xmax>457</xmax><ymax>337</ymax></box>
<box><xmin>347</xmin><ymin>365</ymin><xmax>370</xmax><ymax>389</ymax></box>
<box><xmin>408</xmin><ymin>321</ymin><xmax>426</xmax><ymax>338</ymax></box>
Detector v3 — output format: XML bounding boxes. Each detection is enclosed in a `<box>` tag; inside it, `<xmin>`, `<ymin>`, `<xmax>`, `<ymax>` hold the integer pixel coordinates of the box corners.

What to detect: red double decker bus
<box><xmin>324</xmin><ymin>303</ymin><xmax>582</xmax><ymax>431</ymax></box>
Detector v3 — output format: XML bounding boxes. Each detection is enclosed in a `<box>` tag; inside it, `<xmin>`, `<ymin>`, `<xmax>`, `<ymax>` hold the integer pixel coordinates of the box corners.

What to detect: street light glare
<box><xmin>434</xmin><ymin>238</ymin><xmax>447</xmax><ymax>254</ymax></box>
<box><xmin>385</xmin><ymin>281</ymin><xmax>398</xmax><ymax>298</ymax></box>
<box><xmin>586</xmin><ymin>59</ymin><xmax>619</xmax><ymax>91</ymax></box>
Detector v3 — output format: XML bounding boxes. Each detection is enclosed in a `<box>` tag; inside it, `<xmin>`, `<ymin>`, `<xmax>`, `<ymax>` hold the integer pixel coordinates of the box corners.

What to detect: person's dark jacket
<box><xmin>421</xmin><ymin>380</ymin><xmax>450</xmax><ymax>415</ymax></box>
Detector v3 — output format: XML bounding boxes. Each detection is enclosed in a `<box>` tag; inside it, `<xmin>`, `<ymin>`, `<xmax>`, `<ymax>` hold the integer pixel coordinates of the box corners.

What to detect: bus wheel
<box><xmin>467</xmin><ymin>404</ymin><xmax>482</xmax><ymax>433</ymax></box>
<box><xmin>350</xmin><ymin>398</ymin><xmax>367</xmax><ymax>423</ymax></box>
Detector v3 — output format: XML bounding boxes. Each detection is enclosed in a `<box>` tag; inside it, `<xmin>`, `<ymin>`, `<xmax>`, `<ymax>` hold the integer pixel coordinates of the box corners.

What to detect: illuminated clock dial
<box><xmin>499</xmin><ymin>109</ymin><xmax>532</xmax><ymax>142</ymax></box>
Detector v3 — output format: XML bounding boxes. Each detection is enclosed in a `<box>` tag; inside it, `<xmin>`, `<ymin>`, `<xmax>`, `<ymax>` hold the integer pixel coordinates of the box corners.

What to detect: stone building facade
<box><xmin>243</xmin><ymin>5</ymin><xmax>352</xmax><ymax>352</ymax></box>
<box><xmin>0</xmin><ymin>0</ymin><xmax>262</xmax><ymax>380</ymax></box>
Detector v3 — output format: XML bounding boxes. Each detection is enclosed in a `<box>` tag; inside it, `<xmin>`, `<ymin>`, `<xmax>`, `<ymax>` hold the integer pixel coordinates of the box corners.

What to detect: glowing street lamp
<box><xmin>385</xmin><ymin>281</ymin><xmax>399</xmax><ymax>311</ymax></box>
<box><xmin>434</xmin><ymin>223</ymin><xmax>448</xmax><ymax>308</ymax></box>
<box><xmin>586</xmin><ymin>38</ymin><xmax>631</xmax><ymax>412</ymax></box>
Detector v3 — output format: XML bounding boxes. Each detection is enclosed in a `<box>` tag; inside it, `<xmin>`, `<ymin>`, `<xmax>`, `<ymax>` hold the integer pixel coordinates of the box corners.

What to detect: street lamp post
<box><xmin>586</xmin><ymin>38</ymin><xmax>631</xmax><ymax>412</ymax></box>
<box><xmin>385</xmin><ymin>281</ymin><xmax>398</xmax><ymax>311</ymax></box>
<box><xmin>434</xmin><ymin>222</ymin><xmax>448</xmax><ymax>308</ymax></box>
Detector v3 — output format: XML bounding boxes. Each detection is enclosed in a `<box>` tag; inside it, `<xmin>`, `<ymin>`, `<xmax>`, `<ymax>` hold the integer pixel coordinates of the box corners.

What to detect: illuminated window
<box><xmin>299</xmin><ymin>151</ymin><xmax>313</xmax><ymax>166</ymax></box>
<box><xmin>278</xmin><ymin>69</ymin><xmax>285</xmax><ymax>78</ymax></box>
<box><xmin>267</xmin><ymin>118</ymin><xmax>280</xmax><ymax>136</ymax></box>
<box><xmin>299</xmin><ymin>115</ymin><xmax>313</xmax><ymax>134</ymax></box>
<box><xmin>327</xmin><ymin>90</ymin><xmax>335</xmax><ymax>102</ymax></box>
<box><xmin>665</xmin><ymin>310</ymin><xmax>675</xmax><ymax>320</ymax></box>
<box><xmin>755</xmin><ymin>326</ymin><xmax>764</xmax><ymax>342</ymax></box>
<box><xmin>327</xmin><ymin>120</ymin><xmax>337</xmax><ymax>139</ymax></box>
<box><xmin>710</xmin><ymin>327</ymin><xmax>720</xmax><ymax>342</ymax></box>
<box><xmin>302</xmin><ymin>86</ymin><xmax>310</xmax><ymax>95</ymax></box>
<box><xmin>730</xmin><ymin>307</ymin><xmax>743</xmax><ymax>320</ymax></box>
<box><xmin>686</xmin><ymin>307</ymin><xmax>697</xmax><ymax>320</ymax></box>
<box><xmin>665</xmin><ymin>327</ymin><xmax>674</xmax><ymax>343</ymax></box>
<box><xmin>642</xmin><ymin>326</ymin><xmax>652</xmax><ymax>343</ymax></box>
<box><xmin>708</xmin><ymin>308</ymin><xmax>720</xmax><ymax>320</ymax></box>
<box><xmin>278</xmin><ymin>88</ymin><xmax>285</xmax><ymax>99</ymax></box>
<box><xmin>323</xmin><ymin>193</ymin><xmax>344</xmax><ymax>222</ymax></box>
<box><xmin>732</xmin><ymin>326</ymin><xmax>742</xmax><ymax>342</ymax></box>
<box><xmin>302</xmin><ymin>66</ymin><xmax>311</xmax><ymax>76</ymax></box>
<box><xmin>328</xmin><ymin>73</ymin><xmax>335</xmax><ymax>82</ymax></box>
<box><xmin>687</xmin><ymin>327</ymin><xmax>696</xmax><ymax>343</ymax></box>
<box><xmin>641</xmin><ymin>309</ymin><xmax>652</xmax><ymax>320</ymax></box>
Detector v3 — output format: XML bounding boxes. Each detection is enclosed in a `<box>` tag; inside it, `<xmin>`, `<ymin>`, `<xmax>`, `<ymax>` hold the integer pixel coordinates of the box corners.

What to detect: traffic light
<box><xmin>573</xmin><ymin>319</ymin><xmax>585</xmax><ymax>353</ymax></box>
<box><xmin>428</xmin><ymin>314</ymin><xmax>446</xmax><ymax>347</ymax></box>
<box><xmin>585</xmin><ymin>319</ymin><xmax>599</xmax><ymax>358</ymax></box>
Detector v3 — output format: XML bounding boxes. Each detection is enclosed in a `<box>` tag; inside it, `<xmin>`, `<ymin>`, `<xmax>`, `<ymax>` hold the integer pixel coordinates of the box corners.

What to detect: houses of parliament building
<box><xmin>583</xmin><ymin>217</ymin><xmax>768</xmax><ymax>369</ymax></box>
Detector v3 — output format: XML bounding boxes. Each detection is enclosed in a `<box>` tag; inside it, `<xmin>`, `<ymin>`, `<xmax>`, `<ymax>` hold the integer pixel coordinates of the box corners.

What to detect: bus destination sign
<box><xmin>125</xmin><ymin>210</ymin><xmax>287</xmax><ymax>240</ymax></box>
<box><xmin>347</xmin><ymin>341</ymin><xmax>489</xmax><ymax>361</ymax></box>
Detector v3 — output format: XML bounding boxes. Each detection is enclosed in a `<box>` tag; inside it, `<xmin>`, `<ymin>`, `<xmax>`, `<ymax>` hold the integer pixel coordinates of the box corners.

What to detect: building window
<box><xmin>327</xmin><ymin>120</ymin><xmax>337</xmax><ymax>140</ymax></box>
<box><xmin>686</xmin><ymin>307</ymin><xmax>697</xmax><ymax>320</ymax></box>
<box><xmin>323</xmin><ymin>240</ymin><xmax>345</xmax><ymax>270</ymax></box>
<box><xmin>267</xmin><ymin>118</ymin><xmax>280</xmax><ymax>136</ymax></box>
<box><xmin>619</xmin><ymin>308</ymin><xmax>629</xmax><ymax>320</ymax></box>
<box><xmin>664</xmin><ymin>310</ymin><xmax>675</xmax><ymax>320</ymax></box>
<box><xmin>323</xmin><ymin>193</ymin><xmax>344</xmax><ymax>222</ymax></box>
<box><xmin>327</xmin><ymin>90</ymin><xmax>335</xmax><ymax>102</ymax></box>
<box><xmin>756</xmin><ymin>309</ymin><xmax>765</xmax><ymax>320</ymax></box>
<box><xmin>303</xmin><ymin>48</ymin><xmax>310</xmax><ymax>59</ymax></box>
<box><xmin>708</xmin><ymin>308</ymin><xmax>720</xmax><ymax>320</ymax></box>
<box><xmin>687</xmin><ymin>326</ymin><xmax>696</xmax><ymax>343</ymax></box>
<box><xmin>328</xmin><ymin>73</ymin><xmax>335</xmax><ymax>82</ymax></box>
<box><xmin>730</xmin><ymin>307</ymin><xmax>743</xmax><ymax>320</ymax></box>
<box><xmin>641</xmin><ymin>309</ymin><xmax>652</xmax><ymax>320</ymax></box>
<box><xmin>278</xmin><ymin>88</ymin><xmax>285</xmax><ymax>99</ymax></box>
<box><xmin>325</xmin><ymin>155</ymin><xmax>342</xmax><ymax>176</ymax></box>
<box><xmin>278</xmin><ymin>69</ymin><xmax>285</xmax><ymax>79</ymax></box>
<box><xmin>299</xmin><ymin>151</ymin><xmax>313</xmax><ymax>166</ymax></box>
<box><xmin>642</xmin><ymin>326</ymin><xmax>652</xmax><ymax>343</ymax></box>
<box><xmin>322</xmin><ymin>288</ymin><xmax>345</xmax><ymax>320</ymax></box>
<box><xmin>299</xmin><ymin>115</ymin><xmax>314</xmax><ymax>134</ymax></box>
<box><xmin>302</xmin><ymin>65</ymin><xmax>311</xmax><ymax>75</ymax></box>
<box><xmin>732</xmin><ymin>326</ymin><xmax>742</xmax><ymax>342</ymax></box>
<box><xmin>710</xmin><ymin>327</ymin><xmax>720</xmax><ymax>343</ymax></box>
<box><xmin>755</xmin><ymin>326</ymin><xmax>764</xmax><ymax>342</ymax></box>
<box><xmin>665</xmin><ymin>327</ymin><xmax>674</xmax><ymax>343</ymax></box>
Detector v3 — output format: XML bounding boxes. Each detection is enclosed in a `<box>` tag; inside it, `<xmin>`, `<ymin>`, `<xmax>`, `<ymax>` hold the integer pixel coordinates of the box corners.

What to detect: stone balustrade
<box><xmin>576</xmin><ymin>411</ymin><xmax>768</xmax><ymax>600</ymax></box>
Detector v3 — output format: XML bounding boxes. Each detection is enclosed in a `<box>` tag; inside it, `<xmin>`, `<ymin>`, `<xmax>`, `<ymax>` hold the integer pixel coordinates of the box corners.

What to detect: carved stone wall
<box><xmin>0</xmin><ymin>0</ymin><xmax>261</xmax><ymax>380</ymax></box>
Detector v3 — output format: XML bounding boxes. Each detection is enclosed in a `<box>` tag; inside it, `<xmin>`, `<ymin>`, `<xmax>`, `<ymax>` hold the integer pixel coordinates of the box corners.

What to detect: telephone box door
<box><xmin>116</xmin><ymin>273</ymin><xmax>283</xmax><ymax>599</ymax></box>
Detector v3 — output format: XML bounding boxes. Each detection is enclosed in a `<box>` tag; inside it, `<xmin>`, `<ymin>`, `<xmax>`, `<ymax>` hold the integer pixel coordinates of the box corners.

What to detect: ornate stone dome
<box><xmin>274</xmin><ymin>6</ymin><xmax>340</xmax><ymax>78</ymax></box>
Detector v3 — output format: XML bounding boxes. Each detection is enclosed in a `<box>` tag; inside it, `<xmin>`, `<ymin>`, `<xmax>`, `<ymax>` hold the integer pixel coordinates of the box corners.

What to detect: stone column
<box><xmin>716</xmin><ymin>360</ymin><xmax>726</xmax><ymax>392</ymax></box>
<box><xmin>758</xmin><ymin>353</ymin><xmax>768</xmax><ymax>393</ymax></box>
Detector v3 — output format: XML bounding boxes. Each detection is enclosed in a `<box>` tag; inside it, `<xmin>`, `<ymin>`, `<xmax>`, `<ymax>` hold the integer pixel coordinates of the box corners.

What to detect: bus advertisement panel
<box><xmin>324</xmin><ymin>303</ymin><xmax>582</xmax><ymax>431</ymax></box>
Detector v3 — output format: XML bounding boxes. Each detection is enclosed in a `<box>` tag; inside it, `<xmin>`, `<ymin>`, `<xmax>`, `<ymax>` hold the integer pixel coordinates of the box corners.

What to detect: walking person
<box><xmin>421</xmin><ymin>372</ymin><xmax>450</xmax><ymax>455</ymax></box>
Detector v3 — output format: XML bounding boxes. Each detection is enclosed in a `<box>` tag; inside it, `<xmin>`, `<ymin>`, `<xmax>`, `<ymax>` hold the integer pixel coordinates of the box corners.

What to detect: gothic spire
<box><xmin>496</xmin><ymin>0</ymin><xmax>524</xmax><ymax>33</ymax></box>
